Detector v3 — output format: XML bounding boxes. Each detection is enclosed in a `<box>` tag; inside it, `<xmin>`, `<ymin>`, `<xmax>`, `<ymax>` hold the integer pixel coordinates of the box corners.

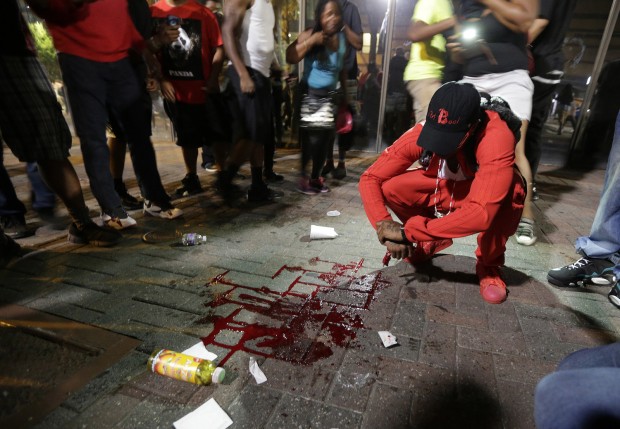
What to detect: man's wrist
<box><xmin>400</xmin><ymin>227</ymin><xmax>410</xmax><ymax>244</ymax></box>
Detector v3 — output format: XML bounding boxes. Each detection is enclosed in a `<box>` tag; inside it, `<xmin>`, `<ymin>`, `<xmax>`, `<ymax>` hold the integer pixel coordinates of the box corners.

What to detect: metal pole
<box><xmin>298</xmin><ymin>0</ymin><xmax>306</xmax><ymax>77</ymax></box>
<box><xmin>375</xmin><ymin>0</ymin><xmax>397</xmax><ymax>153</ymax></box>
<box><xmin>568</xmin><ymin>0</ymin><xmax>620</xmax><ymax>159</ymax></box>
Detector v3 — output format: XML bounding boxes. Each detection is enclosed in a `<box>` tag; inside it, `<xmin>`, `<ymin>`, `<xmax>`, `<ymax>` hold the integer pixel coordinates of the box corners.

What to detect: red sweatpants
<box><xmin>381</xmin><ymin>169</ymin><xmax>525</xmax><ymax>267</ymax></box>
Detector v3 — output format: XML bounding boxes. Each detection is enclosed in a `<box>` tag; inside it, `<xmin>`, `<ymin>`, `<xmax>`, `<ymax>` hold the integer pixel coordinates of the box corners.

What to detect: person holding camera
<box><xmin>449</xmin><ymin>0</ymin><xmax>539</xmax><ymax>247</ymax></box>
<box><xmin>359</xmin><ymin>82</ymin><xmax>526</xmax><ymax>305</ymax></box>
<box><xmin>150</xmin><ymin>0</ymin><xmax>224</xmax><ymax>198</ymax></box>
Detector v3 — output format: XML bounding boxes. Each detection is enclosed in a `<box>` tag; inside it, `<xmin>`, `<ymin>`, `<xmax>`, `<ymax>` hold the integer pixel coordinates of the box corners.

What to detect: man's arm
<box><xmin>341</xmin><ymin>3</ymin><xmax>362</xmax><ymax>50</ymax></box>
<box><xmin>528</xmin><ymin>17</ymin><xmax>549</xmax><ymax>44</ymax></box>
<box><xmin>359</xmin><ymin>125</ymin><xmax>424</xmax><ymax>228</ymax></box>
<box><xmin>478</xmin><ymin>0</ymin><xmax>539</xmax><ymax>33</ymax></box>
<box><xmin>206</xmin><ymin>46</ymin><xmax>224</xmax><ymax>93</ymax></box>
<box><xmin>408</xmin><ymin>16</ymin><xmax>456</xmax><ymax>43</ymax></box>
<box><xmin>222</xmin><ymin>0</ymin><xmax>254</xmax><ymax>94</ymax></box>
<box><xmin>342</xmin><ymin>24</ymin><xmax>362</xmax><ymax>50</ymax></box>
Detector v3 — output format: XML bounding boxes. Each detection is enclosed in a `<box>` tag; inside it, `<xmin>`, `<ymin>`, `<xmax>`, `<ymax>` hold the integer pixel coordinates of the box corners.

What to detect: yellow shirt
<box><xmin>403</xmin><ymin>0</ymin><xmax>454</xmax><ymax>81</ymax></box>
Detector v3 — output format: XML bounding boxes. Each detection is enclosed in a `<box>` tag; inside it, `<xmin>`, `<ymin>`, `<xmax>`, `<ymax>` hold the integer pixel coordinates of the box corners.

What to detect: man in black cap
<box><xmin>359</xmin><ymin>82</ymin><xmax>525</xmax><ymax>304</ymax></box>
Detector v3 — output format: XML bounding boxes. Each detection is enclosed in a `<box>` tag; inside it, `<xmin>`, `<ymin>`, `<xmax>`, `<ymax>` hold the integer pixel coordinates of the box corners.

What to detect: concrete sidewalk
<box><xmin>1</xmin><ymin>140</ymin><xmax>618</xmax><ymax>429</ymax></box>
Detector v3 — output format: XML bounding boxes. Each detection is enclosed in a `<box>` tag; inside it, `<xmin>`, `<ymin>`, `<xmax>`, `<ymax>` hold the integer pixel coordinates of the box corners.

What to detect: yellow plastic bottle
<box><xmin>147</xmin><ymin>349</ymin><xmax>225</xmax><ymax>385</ymax></box>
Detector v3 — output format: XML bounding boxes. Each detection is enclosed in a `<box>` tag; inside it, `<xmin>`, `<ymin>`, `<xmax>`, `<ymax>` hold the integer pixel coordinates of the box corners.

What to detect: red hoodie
<box><xmin>29</xmin><ymin>0</ymin><xmax>143</xmax><ymax>63</ymax></box>
<box><xmin>359</xmin><ymin>110</ymin><xmax>519</xmax><ymax>242</ymax></box>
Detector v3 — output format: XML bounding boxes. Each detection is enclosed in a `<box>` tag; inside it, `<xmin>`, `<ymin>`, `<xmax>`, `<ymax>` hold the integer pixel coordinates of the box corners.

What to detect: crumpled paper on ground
<box><xmin>249</xmin><ymin>357</ymin><xmax>267</xmax><ymax>384</ymax></box>
<box><xmin>173</xmin><ymin>398</ymin><xmax>232</xmax><ymax>429</ymax></box>
<box><xmin>378</xmin><ymin>331</ymin><xmax>398</xmax><ymax>348</ymax></box>
<box><xmin>183</xmin><ymin>342</ymin><xmax>218</xmax><ymax>361</ymax></box>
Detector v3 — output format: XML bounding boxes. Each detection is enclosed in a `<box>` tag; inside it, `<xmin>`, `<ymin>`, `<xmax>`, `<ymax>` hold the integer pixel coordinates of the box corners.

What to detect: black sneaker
<box><xmin>608</xmin><ymin>280</ymin><xmax>620</xmax><ymax>308</ymax></box>
<box><xmin>215</xmin><ymin>172</ymin><xmax>243</xmax><ymax>199</ymax></box>
<box><xmin>0</xmin><ymin>233</ymin><xmax>23</xmax><ymax>266</ymax></box>
<box><xmin>175</xmin><ymin>174</ymin><xmax>203</xmax><ymax>197</ymax></box>
<box><xmin>68</xmin><ymin>222</ymin><xmax>122</xmax><ymax>247</ymax></box>
<box><xmin>264</xmin><ymin>171</ymin><xmax>284</xmax><ymax>183</ymax></box>
<box><xmin>321</xmin><ymin>162</ymin><xmax>334</xmax><ymax>178</ymax></box>
<box><xmin>247</xmin><ymin>184</ymin><xmax>283</xmax><ymax>202</ymax></box>
<box><xmin>115</xmin><ymin>182</ymin><xmax>143</xmax><ymax>211</ymax></box>
<box><xmin>547</xmin><ymin>257</ymin><xmax>616</xmax><ymax>287</ymax></box>
<box><xmin>333</xmin><ymin>163</ymin><xmax>347</xmax><ymax>180</ymax></box>
<box><xmin>1</xmin><ymin>215</ymin><xmax>32</xmax><ymax>239</ymax></box>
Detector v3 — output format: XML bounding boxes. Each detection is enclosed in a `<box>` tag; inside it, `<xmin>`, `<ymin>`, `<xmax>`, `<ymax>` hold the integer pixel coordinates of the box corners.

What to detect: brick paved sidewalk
<box><xmin>1</xmin><ymin>141</ymin><xmax>618</xmax><ymax>429</ymax></box>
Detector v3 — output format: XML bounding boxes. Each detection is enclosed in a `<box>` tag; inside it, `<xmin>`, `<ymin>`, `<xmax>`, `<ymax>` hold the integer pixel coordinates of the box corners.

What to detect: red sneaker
<box><xmin>477</xmin><ymin>264</ymin><xmax>508</xmax><ymax>304</ymax></box>
<box><xmin>405</xmin><ymin>239</ymin><xmax>453</xmax><ymax>264</ymax></box>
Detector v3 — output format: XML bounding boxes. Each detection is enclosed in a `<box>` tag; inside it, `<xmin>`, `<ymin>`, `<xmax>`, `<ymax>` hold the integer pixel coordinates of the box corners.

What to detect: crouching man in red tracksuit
<box><xmin>359</xmin><ymin>82</ymin><xmax>526</xmax><ymax>304</ymax></box>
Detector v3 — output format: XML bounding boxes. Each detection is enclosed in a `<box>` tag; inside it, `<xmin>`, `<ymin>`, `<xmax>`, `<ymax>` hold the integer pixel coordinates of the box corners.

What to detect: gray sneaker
<box><xmin>515</xmin><ymin>219</ymin><xmax>537</xmax><ymax>246</ymax></box>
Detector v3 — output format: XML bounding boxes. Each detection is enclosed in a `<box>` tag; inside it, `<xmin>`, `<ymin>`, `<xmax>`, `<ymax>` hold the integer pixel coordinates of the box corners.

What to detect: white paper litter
<box><xmin>182</xmin><ymin>342</ymin><xmax>218</xmax><ymax>361</ymax></box>
<box><xmin>326</xmin><ymin>210</ymin><xmax>341</xmax><ymax>217</ymax></box>
<box><xmin>310</xmin><ymin>224</ymin><xmax>338</xmax><ymax>239</ymax></box>
<box><xmin>249</xmin><ymin>357</ymin><xmax>267</xmax><ymax>384</ymax></box>
<box><xmin>378</xmin><ymin>331</ymin><xmax>398</xmax><ymax>348</ymax></box>
<box><xmin>173</xmin><ymin>398</ymin><xmax>232</xmax><ymax>429</ymax></box>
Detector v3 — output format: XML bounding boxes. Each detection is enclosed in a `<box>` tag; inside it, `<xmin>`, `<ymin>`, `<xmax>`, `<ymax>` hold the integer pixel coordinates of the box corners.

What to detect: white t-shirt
<box><xmin>239</xmin><ymin>0</ymin><xmax>275</xmax><ymax>78</ymax></box>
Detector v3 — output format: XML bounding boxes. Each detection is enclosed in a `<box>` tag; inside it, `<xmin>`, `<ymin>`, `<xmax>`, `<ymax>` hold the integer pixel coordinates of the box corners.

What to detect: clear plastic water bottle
<box><xmin>147</xmin><ymin>349</ymin><xmax>225</xmax><ymax>385</ymax></box>
<box><xmin>181</xmin><ymin>233</ymin><xmax>206</xmax><ymax>246</ymax></box>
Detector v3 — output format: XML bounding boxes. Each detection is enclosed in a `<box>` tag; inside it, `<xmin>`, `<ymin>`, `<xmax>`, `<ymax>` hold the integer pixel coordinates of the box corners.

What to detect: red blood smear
<box><xmin>198</xmin><ymin>258</ymin><xmax>391</xmax><ymax>366</ymax></box>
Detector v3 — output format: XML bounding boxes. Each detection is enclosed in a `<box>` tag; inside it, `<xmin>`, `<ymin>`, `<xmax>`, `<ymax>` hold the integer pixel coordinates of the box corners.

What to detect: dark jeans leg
<box><xmin>27</xmin><ymin>162</ymin><xmax>55</xmax><ymax>210</ymax></box>
<box><xmin>525</xmin><ymin>80</ymin><xmax>557</xmax><ymax>178</ymax></box>
<box><xmin>0</xmin><ymin>150</ymin><xmax>26</xmax><ymax>217</ymax></box>
<box><xmin>58</xmin><ymin>54</ymin><xmax>124</xmax><ymax>217</ymax></box>
<box><xmin>108</xmin><ymin>59</ymin><xmax>169</xmax><ymax>204</ymax></box>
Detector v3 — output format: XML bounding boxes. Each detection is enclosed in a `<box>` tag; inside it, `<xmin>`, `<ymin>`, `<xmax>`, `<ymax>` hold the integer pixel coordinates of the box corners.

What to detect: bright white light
<box><xmin>462</xmin><ymin>28</ymin><xmax>477</xmax><ymax>41</ymax></box>
<box><xmin>586</xmin><ymin>76</ymin><xmax>591</xmax><ymax>85</ymax></box>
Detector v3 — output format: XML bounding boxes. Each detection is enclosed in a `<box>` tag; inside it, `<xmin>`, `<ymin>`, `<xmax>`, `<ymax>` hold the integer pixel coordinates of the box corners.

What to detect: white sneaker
<box><xmin>143</xmin><ymin>200</ymin><xmax>183</xmax><ymax>219</ymax></box>
<box><xmin>515</xmin><ymin>219</ymin><xmax>537</xmax><ymax>246</ymax></box>
<box><xmin>101</xmin><ymin>213</ymin><xmax>137</xmax><ymax>230</ymax></box>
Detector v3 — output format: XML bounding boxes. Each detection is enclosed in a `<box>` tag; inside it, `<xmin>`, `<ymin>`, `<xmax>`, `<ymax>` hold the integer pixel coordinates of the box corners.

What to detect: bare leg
<box><xmin>181</xmin><ymin>146</ymin><xmax>199</xmax><ymax>175</ymax></box>
<box><xmin>515</xmin><ymin>120</ymin><xmax>538</xmax><ymax>246</ymax></box>
<box><xmin>516</xmin><ymin>120</ymin><xmax>534</xmax><ymax>221</ymax></box>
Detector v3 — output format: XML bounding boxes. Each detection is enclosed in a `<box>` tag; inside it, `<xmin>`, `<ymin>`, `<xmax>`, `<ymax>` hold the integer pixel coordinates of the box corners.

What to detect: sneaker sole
<box><xmin>104</xmin><ymin>221</ymin><xmax>137</xmax><ymax>230</ymax></box>
<box><xmin>609</xmin><ymin>293</ymin><xmax>620</xmax><ymax>308</ymax></box>
<box><xmin>547</xmin><ymin>273</ymin><xmax>616</xmax><ymax>288</ymax></box>
<box><xmin>516</xmin><ymin>235</ymin><xmax>537</xmax><ymax>246</ymax></box>
<box><xmin>67</xmin><ymin>234</ymin><xmax>119</xmax><ymax>247</ymax></box>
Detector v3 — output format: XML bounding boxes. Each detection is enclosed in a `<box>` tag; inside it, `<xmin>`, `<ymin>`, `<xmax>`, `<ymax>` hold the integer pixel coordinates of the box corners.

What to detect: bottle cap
<box><xmin>201</xmin><ymin>235</ymin><xmax>207</xmax><ymax>243</ymax></box>
<box><xmin>212</xmin><ymin>367</ymin><xmax>225</xmax><ymax>384</ymax></box>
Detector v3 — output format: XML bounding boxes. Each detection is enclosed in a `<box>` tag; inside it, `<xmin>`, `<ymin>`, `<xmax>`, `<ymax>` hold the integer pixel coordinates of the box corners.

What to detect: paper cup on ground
<box><xmin>310</xmin><ymin>225</ymin><xmax>338</xmax><ymax>240</ymax></box>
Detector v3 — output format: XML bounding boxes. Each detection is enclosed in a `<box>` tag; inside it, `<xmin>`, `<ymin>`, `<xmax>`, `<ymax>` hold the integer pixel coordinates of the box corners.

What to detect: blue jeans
<box><xmin>27</xmin><ymin>163</ymin><xmax>56</xmax><ymax>211</ymax></box>
<box><xmin>535</xmin><ymin>342</ymin><xmax>620</xmax><ymax>429</ymax></box>
<box><xmin>575</xmin><ymin>111</ymin><xmax>620</xmax><ymax>279</ymax></box>
<box><xmin>0</xmin><ymin>158</ymin><xmax>53</xmax><ymax>218</ymax></box>
<box><xmin>58</xmin><ymin>54</ymin><xmax>169</xmax><ymax>216</ymax></box>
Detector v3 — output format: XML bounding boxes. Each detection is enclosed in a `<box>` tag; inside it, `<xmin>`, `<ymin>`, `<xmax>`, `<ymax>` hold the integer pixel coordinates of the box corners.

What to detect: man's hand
<box><xmin>158</xmin><ymin>23</ymin><xmax>180</xmax><ymax>45</ymax></box>
<box><xmin>239</xmin><ymin>73</ymin><xmax>255</xmax><ymax>95</ymax></box>
<box><xmin>376</xmin><ymin>220</ymin><xmax>406</xmax><ymax>244</ymax></box>
<box><xmin>386</xmin><ymin>242</ymin><xmax>415</xmax><ymax>260</ymax></box>
<box><xmin>160</xmin><ymin>80</ymin><xmax>175</xmax><ymax>102</ymax></box>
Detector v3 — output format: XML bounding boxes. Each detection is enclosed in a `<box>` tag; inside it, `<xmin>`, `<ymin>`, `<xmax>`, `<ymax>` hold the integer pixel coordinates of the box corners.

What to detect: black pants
<box><xmin>525</xmin><ymin>79</ymin><xmax>557</xmax><ymax>178</ymax></box>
